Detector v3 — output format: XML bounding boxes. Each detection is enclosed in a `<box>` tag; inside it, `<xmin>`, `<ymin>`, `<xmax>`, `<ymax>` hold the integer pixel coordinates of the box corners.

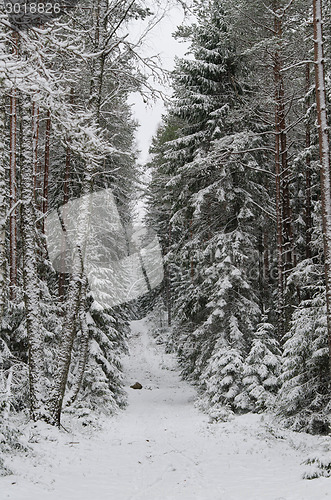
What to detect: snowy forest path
<box><xmin>2</xmin><ymin>318</ymin><xmax>331</xmax><ymax>500</ymax></box>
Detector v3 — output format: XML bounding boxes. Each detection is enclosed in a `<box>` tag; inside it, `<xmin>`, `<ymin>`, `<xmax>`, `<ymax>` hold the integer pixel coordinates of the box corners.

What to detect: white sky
<box><xmin>128</xmin><ymin>3</ymin><xmax>191</xmax><ymax>164</ymax></box>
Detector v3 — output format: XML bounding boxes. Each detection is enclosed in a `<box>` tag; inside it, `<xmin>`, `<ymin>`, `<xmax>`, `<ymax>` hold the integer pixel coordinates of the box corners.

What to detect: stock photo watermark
<box><xmin>1</xmin><ymin>0</ymin><xmax>80</xmax><ymax>29</ymax></box>
<box><xmin>45</xmin><ymin>189</ymin><xmax>164</xmax><ymax>309</ymax></box>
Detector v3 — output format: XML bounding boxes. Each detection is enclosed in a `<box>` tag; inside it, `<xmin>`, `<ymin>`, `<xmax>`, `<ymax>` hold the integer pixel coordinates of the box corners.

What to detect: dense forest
<box><xmin>0</xmin><ymin>0</ymin><xmax>331</xmax><ymax>469</ymax></box>
<box><xmin>0</xmin><ymin>0</ymin><xmax>155</xmax><ymax>446</ymax></box>
<box><xmin>147</xmin><ymin>0</ymin><xmax>331</xmax><ymax>434</ymax></box>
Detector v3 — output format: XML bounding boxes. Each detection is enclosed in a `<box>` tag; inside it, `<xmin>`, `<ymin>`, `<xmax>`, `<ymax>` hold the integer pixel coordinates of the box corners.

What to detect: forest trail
<box><xmin>1</xmin><ymin>318</ymin><xmax>331</xmax><ymax>500</ymax></box>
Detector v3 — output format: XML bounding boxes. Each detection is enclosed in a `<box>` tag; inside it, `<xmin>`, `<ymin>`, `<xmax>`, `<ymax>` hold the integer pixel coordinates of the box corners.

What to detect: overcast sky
<box><xmin>128</xmin><ymin>3</ymin><xmax>191</xmax><ymax>164</ymax></box>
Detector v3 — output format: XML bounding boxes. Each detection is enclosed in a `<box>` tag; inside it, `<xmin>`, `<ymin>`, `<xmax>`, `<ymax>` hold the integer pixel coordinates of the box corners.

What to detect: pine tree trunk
<box><xmin>313</xmin><ymin>0</ymin><xmax>331</xmax><ymax>375</ymax></box>
<box><xmin>274</xmin><ymin>54</ymin><xmax>285</xmax><ymax>339</ymax></box>
<box><xmin>258</xmin><ymin>231</ymin><xmax>264</xmax><ymax>310</ymax></box>
<box><xmin>9</xmin><ymin>35</ymin><xmax>18</xmax><ymax>300</ymax></box>
<box><xmin>32</xmin><ymin>100</ymin><xmax>40</xmax><ymax>203</ymax></box>
<box><xmin>49</xmin><ymin>167</ymin><xmax>93</xmax><ymax>425</ymax></box>
<box><xmin>305</xmin><ymin>62</ymin><xmax>312</xmax><ymax>260</ymax></box>
<box><xmin>49</xmin><ymin>270</ymin><xmax>82</xmax><ymax>424</ymax></box>
<box><xmin>0</xmin><ymin>99</ymin><xmax>6</xmax><ymax>321</ymax></box>
<box><xmin>89</xmin><ymin>0</ymin><xmax>107</xmax><ymax>125</ymax></box>
<box><xmin>189</xmin><ymin>218</ymin><xmax>194</xmax><ymax>280</ymax></box>
<box><xmin>273</xmin><ymin>5</ymin><xmax>292</xmax><ymax>339</ymax></box>
<box><xmin>21</xmin><ymin>96</ymin><xmax>47</xmax><ymax>421</ymax></box>
<box><xmin>263</xmin><ymin>230</ymin><xmax>269</xmax><ymax>284</ymax></box>
<box><xmin>279</xmin><ymin>92</ymin><xmax>293</xmax><ymax>274</ymax></box>
<box><xmin>3</xmin><ymin>367</ymin><xmax>13</xmax><ymax>420</ymax></box>
<box><xmin>59</xmin><ymin>110</ymin><xmax>71</xmax><ymax>298</ymax></box>
<box><xmin>42</xmin><ymin>111</ymin><xmax>51</xmax><ymax>234</ymax></box>
<box><xmin>275</xmin><ymin>9</ymin><xmax>293</xmax><ymax>274</ymax></box>
<box><xmin>167</xmin><ymin>222</ymin><xmax>172</xmax><ymax>327</ymax></box>
<box><xmin>64</xmin><ymin>277</ymin><xmax>89</xmax><ymax>407</ymax></box>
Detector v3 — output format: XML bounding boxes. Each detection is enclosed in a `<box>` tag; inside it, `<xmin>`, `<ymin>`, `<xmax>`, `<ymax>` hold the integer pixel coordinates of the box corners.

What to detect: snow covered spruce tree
<box><xmin>184</xmin><ymin>134</ymin><xmax>265</xmax><ymax>412</ymax></box>
<box><xmin>147</xmin><ymin>0</ymin><xmax>331</xmax><ymax>429</ymax></box>
<box><xmin>281</xmin><ymin>295</ymin><xmax>330</xmax><ymax>434</ymax></box>
<box><xmin>278</xmin><ymin>250</ymin><xmax>330</xmax><ymax>433</ymax></box>
<box><xmin>238</xmin><ymin>319</ymin><xmax>281</xmax><ymax>412</ymax></box>
<box><xmin>147</xmin><ymin>0</ymin><xmax>272</xmax><ymax>413</ymax></box>
<box><xmin>275</xmin><ymin>0</ymin><xmax>331</xmax><ymax>432</ymax></box>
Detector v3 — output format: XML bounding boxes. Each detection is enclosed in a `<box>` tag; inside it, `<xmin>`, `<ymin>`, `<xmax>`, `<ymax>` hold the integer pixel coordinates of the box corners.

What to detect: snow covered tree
<box><xmin>238</xmin><ymin>320</ymin><xmax>281</xmax><ymax>412</ymax></box>
<box><xmin>0</xmin><ymin>0</ymin><xmax>155</xmax><ymax>427</ymax></box>
<box><xmin>278</xmin><ymin>285</ymin><xmax>330</xmax><ymax>434</ymax></box>
<box><xmin>21</xmin><ymin>94</ymin><xmax>48</xmax><ymax>421</ymax></box>
<box><xmin>146</xmin><ymin>0</ymin><xmax>331</xmax><ymax>428</ymax></box>
<box><xmin>312</xmin><ymin>0</ymin><xmax>331</xmax><ymax>375</ymax></box>
<box><xmin>147</xmin><ymin>1</ymin><xmax>268</xmax><ymax>413</ymax></box>
<box><xmin>71</xmin><ymin>301</ymin><xmax>128</xmax><ymax>415</ymax></box>
<box><xmin>278</xmin><ymin>201</ymin><xmax>331</xmax><ymax>434</ymax></box>
<box><xmin>203</xmin><ymin>343</ymin><xmax>244</xmax><ymax>415</ymax></box>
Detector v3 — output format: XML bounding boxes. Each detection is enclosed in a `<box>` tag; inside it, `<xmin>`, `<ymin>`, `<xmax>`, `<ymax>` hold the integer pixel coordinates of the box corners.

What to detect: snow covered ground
<box><xmin>1</xmin><ymin>318</ymin><xmax>331</xmax><ymax>500</ymax></box>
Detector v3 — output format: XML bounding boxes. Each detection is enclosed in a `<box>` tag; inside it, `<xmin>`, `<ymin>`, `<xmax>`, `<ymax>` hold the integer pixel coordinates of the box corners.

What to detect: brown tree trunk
<box><xmin>0</xmin><ymin>99</ymin><xmax>6</xmax><ymax>320</ymax></box>
<box><xmin>258</xmin><ymin>231</ymin><xmax>264</xmax><ymax>310</ymax></box>
<box><xmin>189</xmin><ymin>219</ymin><xmax>194</xmax><ymax>280</ymax></box>
<box><xmin>32</xmin><ymin>100</ymin><xmax>40</xmax><ymax>203</ymax></box>
<box><xmin>313</xmin><ymin>0</ymin><xmax>331</xmax><ymax>375</ymax></box>
<box><xmin>279</xmin><ymin>99</ymin><xmax>293</xmax><ymax>275</ymax></box>
<box><xmin>305</xmin><ymin>62</ymin><xmax>312</xmax><ymax>259</ymax></box>
<box><xmin>21</xmin><ymin>96</ymin><xmax>47</xmax><ymax>421</ymax></box>
<box><xmin>9</xmin><ymin>34</ymin><xmax>18</xmax><ymax>300</ymax></box>
<box><xmin>274</xmin><ymin>49</ymin><xmax>285</xmax><ymax>339</ymax></box>
<box><xmin>263</xmin><ymin>230</ymin><xmax>269</xmax><ymax>283</ymax></box>
<box><xmin>58</xmin><ymin>142</ymin><xmax>70</xmax><ymax>299</ymax></box>
<box><xmin>42</xmin><ymin>110</ymin><xmax>51</xmax><ymax>224</ymax></box>
<box><xmin>59</xmin><ymin>90</ymin><xmax>73</xmax><ymax>298</ymax></box>
<box><xmin>273</xmin><ymin>5</ymin><xmax>293</xmax><ymax>339</ymax></box>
